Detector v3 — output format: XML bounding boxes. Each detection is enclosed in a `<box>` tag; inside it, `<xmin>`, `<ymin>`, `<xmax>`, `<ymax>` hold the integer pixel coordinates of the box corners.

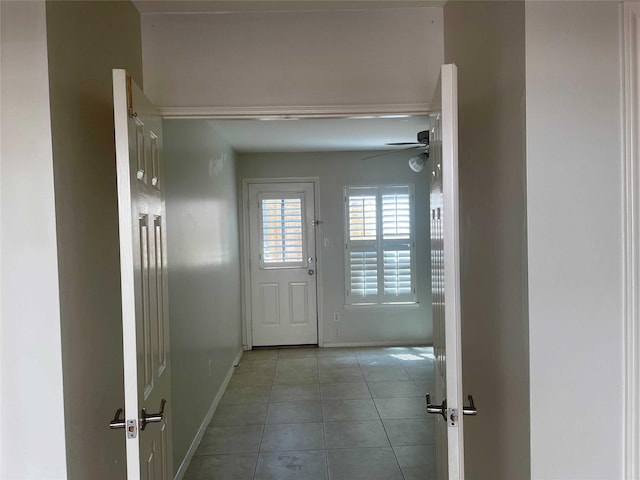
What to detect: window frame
<box><xmin>344</xmin><ymin>184</ymin><xmax>417</xmax><ymax>305</ymax></box>
<box><xmin>258</xmin><ymin>192</ymin><xmax>307</xmax><ymax>270</ymax></box>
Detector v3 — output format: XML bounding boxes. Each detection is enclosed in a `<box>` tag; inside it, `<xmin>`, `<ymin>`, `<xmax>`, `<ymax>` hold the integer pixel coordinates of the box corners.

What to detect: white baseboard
<box><xmin>322</xmin><ymin>341</ymin><xmax>431</xmax><ymax>348</ymax></box>
<box><xmin>173</xmin><ymin>348</ymin><xmax>244</xmax><ymax>480</ymax></box>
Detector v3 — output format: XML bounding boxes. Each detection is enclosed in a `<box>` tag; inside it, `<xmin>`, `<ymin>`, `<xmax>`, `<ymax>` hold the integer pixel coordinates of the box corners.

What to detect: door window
<box><xmin>259</xmin><ymin>193</ymin><xmax>306</xmax><ymax>268</ymax></box>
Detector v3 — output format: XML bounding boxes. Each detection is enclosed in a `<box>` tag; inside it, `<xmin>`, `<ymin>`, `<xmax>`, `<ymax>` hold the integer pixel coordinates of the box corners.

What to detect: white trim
<box><xmin>343</xmin><ymin>302</ymin><xmax>421</xmax><ymax>310</ymax></box>
<box><xmin>441</xmin><ymin>63</ymin><xmax>464</xmax><ymax>480</ymax></box>
<box><xmin>241</xmin><ymin>177</ymin><xmax>324</xmax><ymax>349</ymax></box>
<box><xmin>173</xmin><ymin>348</ymin><xmax>244</xmax><ymax>480</ymax></box>
<box><xmin>623</xmin><ymin>4</ymin><xmax>640</xmax><ymax>479</ymax></box>
<box><xmin>112</xmin><ymin>69</ymin><xmax>142</xmax><ymax>478</ymax></box>
<box><xmin>322</xmin><ymin>341</ymin><xmax>431</xmax><ymax>348</ymax></box>
<box><xmin>159</xmin><ymin>103</ymin><xmax>434</xmax><ymax>119</ymax></box>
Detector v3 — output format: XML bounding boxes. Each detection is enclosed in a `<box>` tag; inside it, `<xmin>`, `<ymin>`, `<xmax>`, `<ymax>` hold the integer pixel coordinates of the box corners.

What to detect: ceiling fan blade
<box><xmin>361</xmin><ymin>145</ymin><xmax>422</xmax><ymax>161</ymax></box>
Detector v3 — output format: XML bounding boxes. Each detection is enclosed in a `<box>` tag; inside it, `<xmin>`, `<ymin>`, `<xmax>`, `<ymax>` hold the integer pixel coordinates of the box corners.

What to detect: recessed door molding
<box><xmin>623</xmin><ymin>4</ymin><xmax>640</xmax><ymax>479</ymax></box>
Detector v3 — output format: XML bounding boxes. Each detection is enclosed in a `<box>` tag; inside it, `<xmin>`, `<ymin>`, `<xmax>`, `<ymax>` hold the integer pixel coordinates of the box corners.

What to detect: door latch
<box><xmin>140</xmin><ymin>398</ymin><xmax>166</xmax><ymax>431</ymax></box>
<box><xmin>109</xmin><ymin>408</ymin><xmax>137</xmax><ymax>438</ymax></box>
<box><xmin>426</xmin><ymin>394</ymin><xmax>477</xmax><ymax>427</ymax></box>
<box><xmin>109</xmin><ymin>408</ymin><xmax>126</xmax><ymax>430</ymax></box>
<box><xmin>463</xmin><ymin>395</ymin><xmax>477</xmax><ymax>416</ymax></box>
<box><xmin>425</xmin><ymin>393</ymin><xmax>447</xmax><ymax>421</ymax></box>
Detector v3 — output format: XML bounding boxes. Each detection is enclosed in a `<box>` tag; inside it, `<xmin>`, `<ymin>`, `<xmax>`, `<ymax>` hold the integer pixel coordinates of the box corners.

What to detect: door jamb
<box><xmin>241</xmin><ymin>177</ymin><xmax>323</xmax><ymax>350</ymax></box>
<box><xmin>623</xmin><ymin>4</ymin><xmax>640</xmax><ymax>479</ymax></box>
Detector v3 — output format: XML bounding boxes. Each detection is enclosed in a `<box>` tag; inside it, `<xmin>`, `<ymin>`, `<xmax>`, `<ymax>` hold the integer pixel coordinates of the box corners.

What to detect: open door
<box><xmin>427</xmin><ymin>64</ymin><xmax>473</xmax><ymax>480</ymax></box>
<box><xmin>112</xmin><ymin>69</ymin><xmax>173</xmax><ymax>479</ymax></box>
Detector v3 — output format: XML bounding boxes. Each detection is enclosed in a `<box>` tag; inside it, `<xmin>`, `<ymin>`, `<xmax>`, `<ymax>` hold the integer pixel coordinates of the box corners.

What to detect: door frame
<box><xmin>623</xmin><ymin>4</ymin><xmax>640</xmax><ymax>478</ymax></box>
<box><xmin>241</xmin><ymin>177</ymin><xmax>323</xmax><ymax>350</ymax></box>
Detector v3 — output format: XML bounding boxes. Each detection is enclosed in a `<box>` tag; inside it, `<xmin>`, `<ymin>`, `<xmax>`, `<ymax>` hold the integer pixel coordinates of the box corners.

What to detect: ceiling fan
<box><xmin>363</xmin><ymin>130</ymin><xmax>430</xmax><ymax>172</ymax></box>
<box><xmin>387</xmin><ymin>130</ymin><xmax>430</xmax><ymax>148</ymax></box>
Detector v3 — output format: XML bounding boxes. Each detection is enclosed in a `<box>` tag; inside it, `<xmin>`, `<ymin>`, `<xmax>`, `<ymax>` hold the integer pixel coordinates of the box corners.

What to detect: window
<box><xmin>345</xmin><ymin>185</ymin><xmax>416</xmax><ymax>305</ymax></box>
<box><xmin>259</xmin><ymin>194</ymin><xmax>305</xmax><ymax>268</ymax></box>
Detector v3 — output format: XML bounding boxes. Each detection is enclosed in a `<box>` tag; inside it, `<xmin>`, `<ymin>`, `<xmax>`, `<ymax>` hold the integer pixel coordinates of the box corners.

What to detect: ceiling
<box><xmin>206</xmin><ymin>115</ymin><xmax>430</xmax><ymax>152</ymax></box>
<box><xmin>133</xmin><ymin>0</ymin><xmax>443</xmax><ymax>14</ymax></box>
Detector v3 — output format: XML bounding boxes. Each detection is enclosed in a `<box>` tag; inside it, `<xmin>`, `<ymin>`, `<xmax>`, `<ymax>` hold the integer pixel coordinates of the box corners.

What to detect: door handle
<box><xmin>426</xmin><ymin>394</ymin><xmax>477</xmax><ymax>424</ymax></box>
<box><xmin>463</xmin><ymin>395</ymin><xmax>477</xmax><ymax>416</ymax></box>
<box><xmin>109</xmin><ymin>408</ymin><xmax>126</xmax><ymax>429</ymax></box>
<box><xmin>140</xmin><ymin>398</ymin><xmax>166</xmax><ymax>431</ymax></box>
<box><xmin>425</xmin><ymin>393</ymin><xmax>447</xmax><ymax>421</ymax></box>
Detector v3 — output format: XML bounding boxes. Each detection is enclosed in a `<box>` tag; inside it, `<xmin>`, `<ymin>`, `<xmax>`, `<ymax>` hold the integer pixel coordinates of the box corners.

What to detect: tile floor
<box><xmin>184</xmin><ymin>346</ymin><xmax>436</xmax><ymax>480</ymax></box>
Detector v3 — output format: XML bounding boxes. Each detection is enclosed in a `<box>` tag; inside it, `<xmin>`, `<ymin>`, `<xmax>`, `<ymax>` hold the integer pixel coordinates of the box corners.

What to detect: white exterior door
<box><xmin>113</xmin><ymin>69</ymin><xmax>173</xmax><ymax>480</ymax></box>
<box><xmin>248</xmin><ymin>182</ymin><xmax>318</xmax><ymax>346</ymax></box>
<box><xmin>428</xmin><ymin>64</ymin><xmax>467</xmax><ymax>480</ymax></box>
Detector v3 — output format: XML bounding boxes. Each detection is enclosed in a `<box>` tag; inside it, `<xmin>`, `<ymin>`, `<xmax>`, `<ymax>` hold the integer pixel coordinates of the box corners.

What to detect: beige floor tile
<box><xmin>184</xmin><ymin>453</ymin><xmax>257</xmax><ymax>480</ymax></box>
<box><xmin>327</xmin><ymin>447</ymin><xmax>403</xmax><ymax>480</ymax></box>
<box><xmin>266</xmin><ymin>401</ymin><xmax>322</xmax><ymax>424</ymax></box>
<box><xmin>320</xmin><ymin>382</ymin><xmax>371</xmax><ymax>400</ymax></box>
<box><xmin>322</xmin><ymin>399</ymin><xmax>379</xmax><ymax>422</ymax></box>
<box><xmin>197</xmin><ymin>425</ymin><xmax>263</xmax><ymax>455</ymax></box>
<box><xmin>254</xmin><ymin>450</ymin><xmax>327</xmax><ymax>480</ymax></box>
<box><xmin>383</xmin><ymin>418</ymin><xmax>435</xmax><ymax>446</ymax></box>
<box><xmin>277</xmin><ymin>348</ymin><xmax>318</xmax><ymax>359</ymax></box>
<box><xmin>212</xmin><ymin>404</ymin><xmax>268</xmax><ymax>427</ymax></box>
<box><xmin>324</xmin><ymin>420</ymin><xmax>389</xmax><ymax>448</ymax></box>
<box><xmin>393</xmin><ymin>445</ymin><xmax>436</xmax><ymax>480</ymax></box>
<box><xmin>220</xmin><ymin>386</ymin><xmax>272</xmax><ymax>406</ymax></box>
<box><xmin>318</xmin><ymin>366</ymin><xmax>364</xmax><ymax>384</ymax></box>
<box><xmin>260</xmin><ymin>423</ymin><xmax>325</xmax><ymax>452</ymax></box>
<box><xmin>367</xmin><ymin>380</ymin><xmax>422</xmax><ymax>398</ymax></box>
<box><xmin>185</xmin><ymin>346</ymin><xmax>435</xmax><ymax>479</ymax></box>
<box><xmin>361</xmin><ymin>365</ymin><xmax>410</xmax><ymax>382</ymax></box>
<box><xmin>374</xmin><ymin>397</ymin><xmax>430</xmax><ymax>419</ymax></box>
<box><xmin>270</xmin><ymin>384</ymin><xmax>321</xmax><ymax>403</ymax></box>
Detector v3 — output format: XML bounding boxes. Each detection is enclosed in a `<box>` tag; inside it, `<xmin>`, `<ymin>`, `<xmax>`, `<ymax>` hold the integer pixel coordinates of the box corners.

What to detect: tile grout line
<box><xmin>251</xmin><ymin>349</ymin><xmax>280</xmax><ymax>480</ymax></box>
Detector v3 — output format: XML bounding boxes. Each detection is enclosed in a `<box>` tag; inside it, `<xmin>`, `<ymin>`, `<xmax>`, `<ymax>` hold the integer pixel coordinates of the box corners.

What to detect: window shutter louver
<box><xmin>260</xmin><ymin>197</ymin><xmax>304</xmax><ymax>266</ymax></box>
<box><xmin>345</xmin><ymin>185</ymin><xmax>415</xmax><ymax>305</ymax></box>
<box><xmin>383</xmin><ymin>249</ymin><xmax>412</xmax><ymax>297</ymax></box>
<box><xmin>348</xmin><ymin>195</ymin><xmax>377</xmax><ymax>240</ymax></box>
<box><xmin>349</xmin><ymin>250</ymin><xmax>378</xmax><ymax>297</ymax></box>
<box><xmin>382</xmin><ymin>191</ymin><xmax>411</xmax><ymax>239</ymax></box>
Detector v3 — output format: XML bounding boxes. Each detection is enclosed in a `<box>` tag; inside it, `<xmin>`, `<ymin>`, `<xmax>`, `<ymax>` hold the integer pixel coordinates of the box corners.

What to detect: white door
<box><xmin>113</xmin><ymin>69</ymin><xmax>173</xmax><ymax>479</ymax></box>
<box><xmin>248</xmin><ymin>182</ymin><xmax>318</xmax><ymax>346</ymax></box>
<box><xmin>427</xmin><ymin>64</ymin><xmax>467</xmax><ymax>480</ymax></box>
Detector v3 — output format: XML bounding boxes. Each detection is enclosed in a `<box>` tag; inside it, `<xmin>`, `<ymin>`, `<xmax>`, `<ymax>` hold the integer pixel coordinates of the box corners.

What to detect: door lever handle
<box><xmin>425</xmin><ymin>393</ymin><xmax>447</xmax><ymax>421</ymax></box>
<box><xmin>140</xmin><ymin>398</ymin><xmax>166</xmax><ymax>431</ymax></box>
<box><xmin>109</xmin><ymin>408</ymin><xmax>126</xmax><ymax>429</ymax></box>
<box><xmin>463</xmin><ymin>395</ymin><xmax>477</xmax><ymax>416</ymax></box>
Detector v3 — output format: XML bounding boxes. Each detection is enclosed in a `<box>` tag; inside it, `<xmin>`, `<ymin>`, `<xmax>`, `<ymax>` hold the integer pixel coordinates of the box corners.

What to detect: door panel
<box><xmin>248</xmin><ymin>182</ymin><xmax>318</xmax><ymax>346</ymax></box>
<box><xmin>428</xmin><ymin>64</ymin><xmax>465</xmax><ymax>480</ymax></box>
<box><xmin>113</xmin><ymin>69</ymin><xmax>172</xmax><ymax>479</ymax></box>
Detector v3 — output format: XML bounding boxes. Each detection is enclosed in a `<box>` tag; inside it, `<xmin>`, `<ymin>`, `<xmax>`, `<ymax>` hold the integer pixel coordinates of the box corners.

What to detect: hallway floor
<box><xmin>184</xmin><ymin>345</ymin><xmax>436</xmax><ymax>480</ymax></box>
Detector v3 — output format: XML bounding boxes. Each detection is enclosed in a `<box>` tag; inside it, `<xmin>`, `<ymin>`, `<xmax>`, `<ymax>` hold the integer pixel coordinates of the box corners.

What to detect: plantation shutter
<box><xmin>345</xmin><ymin>186</ymin><xmax>415</xmax><ymax>305</ymax></box>
<box><xmin>346</xmin><ymin>187</ymin><xmax>378</xmax><ymax>303</ymax></box>
<box><xmin>259</xmin><ymin>193</ymin><xmax>305</xmax><ymax>268</ymax></box>
<box><xmin>381</xmin><ymin>186</ymin><xmax>414</xmax><ymax>302</ymax></box>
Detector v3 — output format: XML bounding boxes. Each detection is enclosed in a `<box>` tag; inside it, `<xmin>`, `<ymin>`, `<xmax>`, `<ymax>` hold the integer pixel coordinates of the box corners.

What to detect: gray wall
<box><xmin>525</xmin><ymin>3</ymin><xmax>624</xmax><ymax>478</ymax></box>
<box><xmin>44</xmin><ymin>2</ymin><xmax>143</xmax><ymax>477</ymax></box>
<box><xmin>443</xmin><ymin>2</ymin><xmax>530</xmax><ymax>479</ymax></box>
<box><xmin>163</xmin><ymin>120</ymin><xmax>243</xmax><ymax>475</ymax></box>
<box><xmin>140</xmin><ymin>7</ymin><xmax>443</xmax><ymax>110</ymax></box>
<box><xmin>238</xmin><ymin>150</ymin><xmax>432</xmax><ymax>346</ymax></box>
<box><xmin>0</xmin><ymin>2</ymin><xmax>67</xmax><ymax>477</ymax></box>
